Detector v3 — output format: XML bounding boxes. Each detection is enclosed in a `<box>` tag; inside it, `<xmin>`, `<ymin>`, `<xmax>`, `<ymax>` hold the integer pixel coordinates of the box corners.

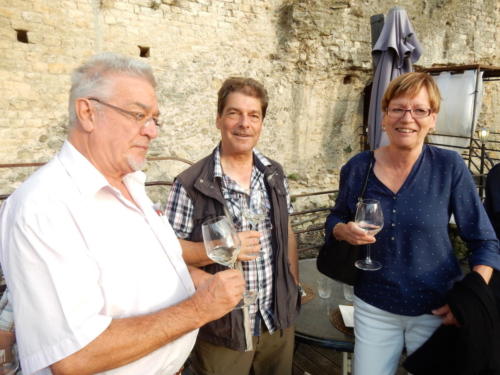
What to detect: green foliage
<box><xmin>287</xmin><ymin>173</ymin><xmax>301</xmax><ymax>181</ymax></box>
<box><xmin>449</xmin><ymin>224</ymin><xmax>470</xmax><ymax>261</ymax></box>
<box><xmin>343</xmin><ymin>145</ymin><xmax>352</xmax><ymax>154</ymax></box>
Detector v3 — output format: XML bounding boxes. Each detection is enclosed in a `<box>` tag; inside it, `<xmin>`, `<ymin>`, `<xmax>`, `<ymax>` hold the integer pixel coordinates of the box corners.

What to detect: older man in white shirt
<box><xmin>0</xmin><ymin>52</ymin><xmax>244</xmax><ymax>375</ymax></box>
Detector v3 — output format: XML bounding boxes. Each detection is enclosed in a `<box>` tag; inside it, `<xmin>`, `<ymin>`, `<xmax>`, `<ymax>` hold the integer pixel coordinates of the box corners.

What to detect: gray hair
<box><xmin>68</xmin><ymin>52</ymin><xmax>156</xmax><ymax>126</ymax></box>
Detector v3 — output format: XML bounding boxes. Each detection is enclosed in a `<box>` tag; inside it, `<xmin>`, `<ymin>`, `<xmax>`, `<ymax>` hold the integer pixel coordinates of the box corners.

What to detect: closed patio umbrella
<box><xmin>367</xmin><ymin>6</ymin><xmax>423</xmax><ymax>150</ymax></box>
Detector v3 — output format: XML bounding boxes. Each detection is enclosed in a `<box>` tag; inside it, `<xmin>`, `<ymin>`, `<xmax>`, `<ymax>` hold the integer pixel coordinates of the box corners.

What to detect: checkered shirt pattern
<box><xmin>165</xmin><ymin>146</ymin><xmax>292</xmax><ymax>335</ymax></box>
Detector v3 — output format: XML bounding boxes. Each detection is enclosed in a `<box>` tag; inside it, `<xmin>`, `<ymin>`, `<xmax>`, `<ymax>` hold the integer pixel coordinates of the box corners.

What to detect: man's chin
<box><xmin>127</xmin><ymin>156</ymin><xmax>146</xmax><ymax>172</ymax></box>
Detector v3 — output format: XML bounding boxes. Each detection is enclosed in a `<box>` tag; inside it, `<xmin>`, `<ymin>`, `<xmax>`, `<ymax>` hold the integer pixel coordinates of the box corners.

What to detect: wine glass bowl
<box><xmin>241</xmin><ymin>199</ymin><xmax>272</xmax><ymax>232</ymax></box>
<box><xmin>354</xmin><ymin>199</ymin><xmax>384</xmax><ymax>271</ymax></box>
<box><xmin>202</xmin><ymin>216</ymin><xmax>240</xmax><ymax>268</ymax></box>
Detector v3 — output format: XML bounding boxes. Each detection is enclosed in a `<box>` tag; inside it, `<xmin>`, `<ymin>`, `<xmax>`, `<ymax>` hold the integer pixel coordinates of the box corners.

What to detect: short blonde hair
<box><xmin>381</xmin><ymin>72</ymin><xmax>441</xmax><ymax>113</ymax></box>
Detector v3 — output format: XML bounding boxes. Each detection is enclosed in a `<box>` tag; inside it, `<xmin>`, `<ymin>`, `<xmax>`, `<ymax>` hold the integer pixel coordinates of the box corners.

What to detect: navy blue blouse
<box><xmin>325</xmin><ymin>145</ymin><xmax>500</xmax><ymax>316</ymax></box>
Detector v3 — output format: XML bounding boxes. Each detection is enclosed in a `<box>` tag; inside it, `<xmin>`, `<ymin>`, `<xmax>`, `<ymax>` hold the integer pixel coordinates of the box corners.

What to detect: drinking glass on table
<box><xmin>354</xmin><ymin>199</ymin><xmax>384</xmax><ymax>271</ymax></box>
<box><xmin>201</xmin><ymin>216</ymin><xmax>257</xmax><ymax>308</ymax></box>
<box><xmin>316</xmin><ymin>275</ymin><xmax>333</xmax><ymax>299</ymax></box>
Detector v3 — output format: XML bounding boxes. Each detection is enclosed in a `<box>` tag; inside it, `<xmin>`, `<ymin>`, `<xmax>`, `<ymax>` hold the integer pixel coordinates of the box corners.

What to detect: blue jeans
<box><xmin>353</xmin><ymin>296</ymin><xmax>442</xmax><ymax>375</ymax></box>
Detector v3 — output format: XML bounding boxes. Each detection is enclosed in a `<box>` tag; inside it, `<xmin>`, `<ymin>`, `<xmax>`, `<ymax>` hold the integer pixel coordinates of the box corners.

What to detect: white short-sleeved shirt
<box><xmin>0</xmin><ymin>141</ymin><xmax>197</xmax><ymax>375</ymax></box>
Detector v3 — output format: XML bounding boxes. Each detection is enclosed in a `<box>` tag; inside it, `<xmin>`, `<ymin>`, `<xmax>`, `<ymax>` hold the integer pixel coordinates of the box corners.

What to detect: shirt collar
<box><xmin>57</xmin><ymin>140</ymin><xmax>145</xmax><ymax>197</ymax></box>
<box><xmin>213</xmin><ymin>143</ymin><xmax>271</xmax><ymax>179</ymax></box>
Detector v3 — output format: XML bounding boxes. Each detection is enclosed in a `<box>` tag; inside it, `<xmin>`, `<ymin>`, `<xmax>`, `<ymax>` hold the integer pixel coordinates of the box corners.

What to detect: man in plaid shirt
<box><xmin>165</xmin><ymin>77</ymin><xmax>300</xmax><ymax>375</ymax></box>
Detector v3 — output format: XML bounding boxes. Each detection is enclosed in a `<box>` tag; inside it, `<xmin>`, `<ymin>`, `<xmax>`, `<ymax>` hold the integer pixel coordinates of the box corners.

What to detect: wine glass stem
<box><xmin>365</xmin><ymin>244</ymin><xmax>373</xmax><ymax>264</ymax></box>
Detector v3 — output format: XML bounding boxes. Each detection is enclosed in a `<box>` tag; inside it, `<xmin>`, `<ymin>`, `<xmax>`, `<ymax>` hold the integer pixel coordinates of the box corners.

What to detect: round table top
<box><xmin>295</xmin><ymin>258</ymin><xmax>355</xmax><ymax>352</ymax></box>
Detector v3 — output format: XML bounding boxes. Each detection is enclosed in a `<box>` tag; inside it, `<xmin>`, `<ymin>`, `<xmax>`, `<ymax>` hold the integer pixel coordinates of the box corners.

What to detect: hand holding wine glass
<box><xmin>202</xmin><ymin>216</ymin><xmax>257</xmax><ymax>307</ymax></box>
<box><xmin>354</xmin><ymin>199</ymin><xmax>384</xmax><ymax>271</ymax></box>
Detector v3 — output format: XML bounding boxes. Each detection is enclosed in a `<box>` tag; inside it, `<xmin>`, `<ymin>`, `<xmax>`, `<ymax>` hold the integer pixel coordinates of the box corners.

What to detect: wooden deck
<box><xmin>293</xmin><ymin>341</ymin><xmax>407</xmax><ymax>375</ymax></box>
<box><xmin>182</xmin><ymin>341</ymin><xmax>407</xmax><ymax>375</ymax></box>
<box><xmin>293</xmin><ymin>341</ymin><xmax>346</xmax><ymax>375</ymax></box>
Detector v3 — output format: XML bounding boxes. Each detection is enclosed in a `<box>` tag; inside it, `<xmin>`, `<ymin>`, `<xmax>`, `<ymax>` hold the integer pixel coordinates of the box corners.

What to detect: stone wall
<box><xmin>1</xmin><ymin>0</ymin><xmax>499</xmax><ymax>204</ymax></box>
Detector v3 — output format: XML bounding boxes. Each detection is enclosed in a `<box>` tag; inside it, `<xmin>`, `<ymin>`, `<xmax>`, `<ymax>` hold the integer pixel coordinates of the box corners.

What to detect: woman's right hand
<box><xmin>333</xmin><ymin>222</ymin><xmax>376</xmax><ymax>245</ymax></box>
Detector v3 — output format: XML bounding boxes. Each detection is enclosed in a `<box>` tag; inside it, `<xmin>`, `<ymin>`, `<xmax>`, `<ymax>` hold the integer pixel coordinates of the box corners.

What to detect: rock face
<box><xmin>1</xmin><ymin>0</ymin><xmax>499</xmax><ymax>200</ymax></box>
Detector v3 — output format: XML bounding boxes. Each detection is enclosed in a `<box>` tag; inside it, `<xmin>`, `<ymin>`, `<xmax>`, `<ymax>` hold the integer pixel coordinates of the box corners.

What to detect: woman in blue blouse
<box><xmin>325</xmin><ymin>72</ymin><xmax>500</xmax><ymax>375</ymax></box>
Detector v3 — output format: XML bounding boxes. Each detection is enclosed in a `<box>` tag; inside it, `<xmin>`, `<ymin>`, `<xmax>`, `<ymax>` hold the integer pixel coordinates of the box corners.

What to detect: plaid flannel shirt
<box><xmin>166</xmin><ymin>146</ymin><xmax>292</xmax><ymax>335</ymax></box>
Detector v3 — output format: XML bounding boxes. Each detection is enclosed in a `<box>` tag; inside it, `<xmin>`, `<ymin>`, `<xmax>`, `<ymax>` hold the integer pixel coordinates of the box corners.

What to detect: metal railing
<box><xmin>290</xmin><ymin>190</ymin><xmax>337</xmax><ymax>255</ymax></box>
<box><xmin>0</xmin><ymin>157</ymin><xmax>337</xmax><ymax>256</ymax></box>
<box><xmin>426</xmin><ymin>131</ymin><xmax>500</xmax><ymax>199</ymax></box>
<box><xmin>0</xmin><ymin>156</ymin><xmax>194</xmax><ymax>202</ymax></box>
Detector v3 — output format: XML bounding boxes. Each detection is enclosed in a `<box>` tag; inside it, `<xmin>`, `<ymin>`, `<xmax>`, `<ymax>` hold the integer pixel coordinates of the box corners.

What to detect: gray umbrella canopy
<box><xmin>367</xmin><ymin>6</ymin><xmax>423</xmax><ymax>150</ymax></box>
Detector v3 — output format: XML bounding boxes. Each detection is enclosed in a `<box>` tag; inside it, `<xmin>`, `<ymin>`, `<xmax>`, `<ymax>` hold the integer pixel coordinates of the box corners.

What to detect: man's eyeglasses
<box><xmin>386</xmin><ymin>107</ymin><xmax>432</xmax><ymax>119</ymax></box>
<box><xmin>88</xmin><ymin>97</ymin><xmax>162</xmax><ymax>128</ymax></box>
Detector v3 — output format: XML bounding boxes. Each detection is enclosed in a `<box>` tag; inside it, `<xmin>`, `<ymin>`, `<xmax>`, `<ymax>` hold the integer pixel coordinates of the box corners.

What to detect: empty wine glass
<box><xmin>354</xmin><ymin>199</ymin><xmax>384</xmax><ymax>271</ymax></box>
<box><xmin>241</xmin><ymin>203</ymin><xmax>267</xmax><ymax>231</ymax></box>
<box><xmin>240</xmin><ymin>191</ymin><xmax>271</xmax><ymax>258</ymax></box>
<box><xmin>202</xmin><ymin>216</ymin><xmax>257</xmax><ymax>307</ymax></box>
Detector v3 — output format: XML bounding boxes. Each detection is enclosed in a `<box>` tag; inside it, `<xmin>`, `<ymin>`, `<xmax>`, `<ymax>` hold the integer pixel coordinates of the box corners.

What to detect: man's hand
<box><xmin>192</xmin><ymin>269</ymin><xmax>245</xmax><ymax>321</ymax></box>
<box><xmin>333</xmin><ymin>222</ymin><xmax>376</xmax><ymax>246</ymax></box>
<box><xmin>236</xmin><ymin>231</ymin><xmax>262</xmax><ymax>261</ymax></box>
<box><xmin>432</xmin><ymin>304</ymin><xmax>459</xmax><ymax>326</ymax></box>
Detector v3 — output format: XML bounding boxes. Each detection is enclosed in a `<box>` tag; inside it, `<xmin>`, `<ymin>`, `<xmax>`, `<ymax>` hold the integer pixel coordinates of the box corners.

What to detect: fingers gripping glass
<box><xmin>88</xmin><ymin>97</ymin><xmax>162</xmax><ymax>128</ymax></box>
<box><xmin>354</xmin><ymin>199</ymin><xmax>384</xmax><ymax>271</ymax></box>
<box><xmin>387</xmin><ymin>107</ymin><xmax>432</xmax><ymax>119</ymax></box>
<box><xmin>201</xmin><ymin>216</ymin><xmax>256</xmax><ymax>308</ymax></box>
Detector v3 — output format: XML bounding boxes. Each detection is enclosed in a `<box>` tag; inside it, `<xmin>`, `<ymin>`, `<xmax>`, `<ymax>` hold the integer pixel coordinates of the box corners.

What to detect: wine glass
<box><xmin>354</xmin><ymin>199</ymin><xmax>384</xmax><ymax>271</ymax></box>
<box><xmin>201</xmin><ymin>216</ymin><xmax>257</xmax><ymax>307</ymax></box>
<box><xmin>202</xmin><ymin>216</ymin><xmax>240</xmax><ymax>268</ymax></box>
<box><xmin>240</xmin><ymin>192</ymin><xmax>271</xmax><ymax>257</ymax></box>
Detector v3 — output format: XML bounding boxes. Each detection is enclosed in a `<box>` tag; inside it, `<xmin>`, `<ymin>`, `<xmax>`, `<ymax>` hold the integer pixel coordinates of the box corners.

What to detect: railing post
<box><xmin>478</xmin><ymin>127</ymin><xmax>489</xmax><ymax>200</ymax></box>
<box><xmin>480</xmin><ymin>142</ymin><xmax>485</xmax><ymax>199</ymax></box>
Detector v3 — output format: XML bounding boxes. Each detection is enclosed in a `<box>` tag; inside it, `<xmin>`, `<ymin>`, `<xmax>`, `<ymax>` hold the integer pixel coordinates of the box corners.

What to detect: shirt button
<box><xmin>391</xmin><ymin>237</ymin><xmax>395</xmax><ymax>240</ymax></box>
<box><xmin>393</xmin><ymin>196</ymin><xmax>397</xmax><ymax>200</ymax></box>
<box><xmin>392</xmin><ymin>209</ymin><xmax>396</xmax><ymax>213</ymax></box>
<box><xmin>391</xmin><ymin>223</ymin><xmax>395</xmax><ymax>227</ymax></box>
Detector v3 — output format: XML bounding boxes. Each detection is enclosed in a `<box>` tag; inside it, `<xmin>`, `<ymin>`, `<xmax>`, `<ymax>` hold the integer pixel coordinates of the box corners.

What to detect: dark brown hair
<box><xmin>217</xmin><ymin>77</ymin><xmax>269</xmax><ymax>118</ymax></box>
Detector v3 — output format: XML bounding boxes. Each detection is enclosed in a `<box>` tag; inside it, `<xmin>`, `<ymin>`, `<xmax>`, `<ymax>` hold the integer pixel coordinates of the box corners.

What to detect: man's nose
<box><xmin>142</xmin><ymin>121</ymin><xmax>158</xmax><ymax>139</ymax></box>
<box><xmin>239</xmin><ymin>114</ymin><xmax>252</xmax><ymax>127</ymax></box>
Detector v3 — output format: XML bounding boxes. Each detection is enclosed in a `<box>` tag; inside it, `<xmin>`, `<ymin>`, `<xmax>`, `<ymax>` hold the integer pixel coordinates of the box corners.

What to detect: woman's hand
<box><xmin>432</xmin><ymin>304</ymin><xmax>460</xmax><ymax>326</ymax></box>
<box><xmin>236</xmin><ymin>230</ymin><xmax>262</xmax><ymax>261</ymax></box>
<box><xmin>333</xmin><ymin>222</ymin><xmax>377</xmax><ymax>245</ymax></box>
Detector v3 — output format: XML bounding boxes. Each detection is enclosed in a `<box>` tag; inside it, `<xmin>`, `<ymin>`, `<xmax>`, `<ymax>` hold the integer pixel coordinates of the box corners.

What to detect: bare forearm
<box><xmin>179</xmin><ymin>239</ymin><xmax>214</xmax><ymax>267</ymax></box>
<box><xmin>288</xmin><ymin>222</ymin><xmax>299</xmax><ymax>285</ymax></box>
<box><xmin>51</xmin><ymin>298</ymin><xmax>204</xmax><ymax>375</ymax></box>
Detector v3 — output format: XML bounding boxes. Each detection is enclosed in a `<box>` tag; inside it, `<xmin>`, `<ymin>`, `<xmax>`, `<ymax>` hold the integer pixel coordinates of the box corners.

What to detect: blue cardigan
<box><xmin>325</xmin><ymin>145</ymin><xmax>500</xmax><ymax>316</ymax></box>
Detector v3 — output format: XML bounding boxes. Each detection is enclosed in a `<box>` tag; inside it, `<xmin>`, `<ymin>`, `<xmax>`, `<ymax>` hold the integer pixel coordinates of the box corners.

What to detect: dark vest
<box><xmin>176</xmin><ymin>149</ymin><xmax>300</xmax><ymax>351</ymax></box>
